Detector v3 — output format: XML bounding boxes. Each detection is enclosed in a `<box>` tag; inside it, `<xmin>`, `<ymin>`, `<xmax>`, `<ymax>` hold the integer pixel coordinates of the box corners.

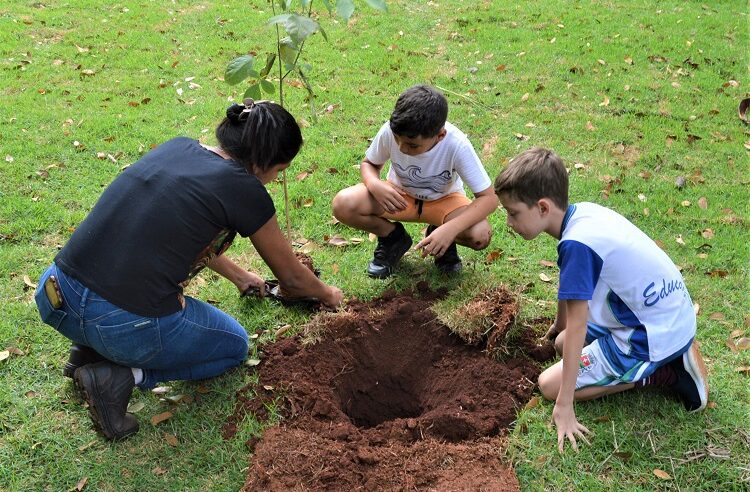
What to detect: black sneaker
<box><xmin>63</xmin><ymin>344</ymin><xmax>107</xmax><ymax>378</ymax></box>
<box><xmin>367</xmin><ymin>222</ymin><xmax>412</xmax><ymax>278</ymax></box>
<box><xmin>74</xmin><ymin>361</ymin><xmax>139</xmax><ymax>440</ymax></box>
<box><xmin>426</xmin><ymin>225</ymin><xmax>462</xmax><ymax>274</ymax></box>
<box><xmin>668</xmin><ymin>343</ymin><xmax>709</xmax><ymax>412</ymax></box>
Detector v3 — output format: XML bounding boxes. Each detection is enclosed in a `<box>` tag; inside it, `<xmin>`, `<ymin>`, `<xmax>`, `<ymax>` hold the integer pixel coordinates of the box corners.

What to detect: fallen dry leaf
<box><xmin>275</xmin><ymin>324</ymin><xmax>291</xmax><ymax>338</ymax></box>
<box><xmin>539</xmin><ymin>260</ymin><xmax>556</xmax><ymax>268</ymax></box>
<box><xmin>0</xmin><ymin>350</ymin><xmax>10</xmax><ymax>362</ymax></box>
<box><xmin>539</xmin><ymin>273</ymin><xmax>552</xmax><ymax>282</ymax></box>
<box><xmin>485</xmin><ymin>250</ymin><xmax>503</xmax><ymax>263</ymax></box>
<box><xmin>150</xmin><ymin>411</ymin><xmax>173</xmax><ymax>426</ymax></box>
<box><xmin>675</xmin><ymin>235</ymin><xmax>686</xmax><ymax>246</ymax></box>
<box><xmin>698</xmin><ymin>197</ymin><xmax>708</xmax><ymax>209</ymax></box>
<box><xmin>701</xmin><ymin>229</ymin><xmax>714</xmax><ymax>239</ymax></box>
<box><xmin>152</xmin><ymin>466</ymin><xmax>168</xmax><ymax>476</ymax></box>
<box><xmin>75</xmin><ymin>476</ymin><xmax>88</xmax><ymax>491</ymax></box>
<box><xmin>693</xmin><ymin>303</ymin><xmax>700</xmax><ymax>316</ymax></box>
<box><xmin>599</xmin><ymin>96</ymin><xmax>610</xmax><ymax>107</ymax></box>
<box><xmin>23</xmin><ymin>275</ymin><xmax>37</xmax><ymax>290</ymax></box>
<box><xmin>325</xmin><ymin>235</ymin><xmax>349</xmax><ymax>247</ymax></box>
<box><xmin>726</xmin><ymin>337</ymin><xmax>738</xmax><ymax>353</ymax></box>
<box><xmin>524</xmin><ymin>396</ymin><xmax>540</xmax><ymax>410</ymax></box>
<box><xmin>709</xmin><ymin>312</ymin><xmax>725</xmax><ymax>321</ymax></box>
<box><xmin>521</xmin><ymin>92</ymin><xmax>529</xmax><ymax>102</ymax></box>
<box><xmin>164</xmin><ymin>433</ymin><xmax>179</xmax><ymax>447</ymax></box>
<box><xmin>151</xmin><ymin>386</ymin><xmax>172</xmax><ymax>395</ymax></box>
<box><xmin>295</xmin><ymin>171</ymin><xmax>309</xmax><ymax>181</ymax></box>
<box><xmin>736</xmin><ymin>366</ymin><xmax>750</xmax><ymax>375</ymax></box>
<box><xmin>586</xmin><ymin>121</ymin><xmax>595</xmax><ymax>131</ymax></box>
<box><xmin>736</xmin><ymin>338</ymin><xmax>750</xmax><ymax>350</ymax></box>
<box><xmin>127</xmin><ymin>401</ymin><xmax>145</xmax><ymax>413</ymax></box>
<box><xmin>653</xmin><ymin>469</ymin><xmax>672</xmax><ymax>480</ymax></box>
<box><xmin>6</xmin><ymin>347</ymin><xmax>24</xmax><ymax>356</ymax></box>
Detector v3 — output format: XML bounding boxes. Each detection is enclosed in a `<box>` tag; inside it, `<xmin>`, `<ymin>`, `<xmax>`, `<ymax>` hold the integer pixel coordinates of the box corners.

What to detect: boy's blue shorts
<box><xmin>575</xmin><ymin>324</ymin><xmax>693</xmax><ymax>389</ymax></box>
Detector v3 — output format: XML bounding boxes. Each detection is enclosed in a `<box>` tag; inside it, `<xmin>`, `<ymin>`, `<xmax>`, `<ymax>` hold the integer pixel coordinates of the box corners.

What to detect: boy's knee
<box><xmin>332</xmin><ymin>191</ymin><xmax>352</xmax><ymax>220</ymax></box>
<box><xmin>538</xmin><ymin>370</ymin><xmax>559</xmax><ymax>401</ymax></box>
<box><xmin>466</xmin><ymin>227</ymin><xmax>492</xmax><ymax>250</ymax></box>
<box><xmin>554</xmin><ymin>337</ymin><xmax>564</xmax><ymax>356</ymax></box>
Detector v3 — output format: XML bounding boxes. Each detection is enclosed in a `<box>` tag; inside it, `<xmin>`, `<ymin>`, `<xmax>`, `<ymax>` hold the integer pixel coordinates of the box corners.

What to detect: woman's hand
<box><xmin>236</xmin><ymin>270</ymin><xmax>266</xmax><ymax>297</ymax></box>
<box><xmin>322</xmin><ymin>286</ymin><xmax>344</xmax><ymax>309</ymax></box>
<box><xmin>552</xmin><ymin>402</ymin><xmax>591</xmax><ymax>453</ymax></box>
<box><xmin>543</xmin><ymin>319</ymin><xmax>561</xmax><ymax>340</ymax></box>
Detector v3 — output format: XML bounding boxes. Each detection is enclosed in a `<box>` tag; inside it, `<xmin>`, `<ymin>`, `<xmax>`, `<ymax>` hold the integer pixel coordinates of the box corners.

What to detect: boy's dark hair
<box><xmin>216</xmin><ymin>100</ymin><xmax>302</xmax><ymax>173</ymax></box>
<box><xmin>494</xmin><ymin>147</ymin><xmax>569</xmax><ymax>210</ymax></box>
<box><xmin>389</xmin><ymin>85</ymin><xmax>448</xmax><ymax>138</ymax></box>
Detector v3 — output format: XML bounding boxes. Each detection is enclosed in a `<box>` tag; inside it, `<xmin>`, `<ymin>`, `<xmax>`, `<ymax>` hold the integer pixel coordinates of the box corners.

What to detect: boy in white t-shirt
<box><xmin>494</xmin><ymin>147</ymin><xmax>709</xmax><ymax>453</ymax></box>
<box><xmin>333</xmin><ymin>85</ymin><xmax>498</xmax><ymax>278</ymax></box>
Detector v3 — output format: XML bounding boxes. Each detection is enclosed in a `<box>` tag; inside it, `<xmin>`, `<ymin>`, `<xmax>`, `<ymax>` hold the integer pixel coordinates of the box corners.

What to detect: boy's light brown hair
<box><xmin>493</xmin><ymin>147</ymin><xmax>569</xmax><ymax>210</ymax></box>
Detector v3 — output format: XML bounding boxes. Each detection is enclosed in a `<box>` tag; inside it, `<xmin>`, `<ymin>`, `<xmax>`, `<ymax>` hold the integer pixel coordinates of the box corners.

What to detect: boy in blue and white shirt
<box><xmin>494</xmin><ymin>147</ymin><xmax>708</xmax><ymax>453</ymax></box>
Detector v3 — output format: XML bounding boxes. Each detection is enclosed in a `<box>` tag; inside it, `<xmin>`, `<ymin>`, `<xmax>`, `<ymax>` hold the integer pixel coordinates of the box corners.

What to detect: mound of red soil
<box><xmin>227</xmin><ymin>284</ymin><xmax>554</xmax><ymax>491</ymax></box>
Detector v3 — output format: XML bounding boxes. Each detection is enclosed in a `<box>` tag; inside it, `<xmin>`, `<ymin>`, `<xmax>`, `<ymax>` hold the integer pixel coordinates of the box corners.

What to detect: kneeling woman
<box><xmin>35</xmin><ymin>100</ymin><xmax>343</xmax><ymax>440</ymax></box>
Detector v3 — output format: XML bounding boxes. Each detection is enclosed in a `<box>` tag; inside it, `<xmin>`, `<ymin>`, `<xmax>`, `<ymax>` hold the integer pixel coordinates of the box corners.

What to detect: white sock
<box><xmin>131</xmin><ymin>367</ymin><xmax>144</xmax><ymax>385</ymax></box>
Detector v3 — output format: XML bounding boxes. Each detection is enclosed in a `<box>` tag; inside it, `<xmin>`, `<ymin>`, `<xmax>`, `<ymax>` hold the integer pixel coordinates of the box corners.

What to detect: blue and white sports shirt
<box><xmin>557</xmin><ymin>202</ymin><xmax>696</xmax><ymax>361</ymax></box>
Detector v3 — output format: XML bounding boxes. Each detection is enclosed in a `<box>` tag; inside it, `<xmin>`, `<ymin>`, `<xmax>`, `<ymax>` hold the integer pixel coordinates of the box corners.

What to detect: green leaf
<box><xmin>320</xmin><ymin>0</ymin><xmax>333</xmax><ymax>13</ymax></box>
<box><xmin>244</xmin><ymin>83</ymin><xmax>262</xmax><ymax>100</ymax></box>
<box><xmin>259</xmin><ymin>53</ymin><xmax>277</xmax><ymax>79</ymax></box>
<box><xmin>260</xmin><ymin>79</ymin><xmax>276</xmax><ymax>94</ymax></box>
<box><xmin>279</xmin><ymin>38</ymin><xmax>299</xmax><ymax>69</ymax></box>
<box><xmin>299</xmin><ymin>0</ymin><xmax>312</xmax><ymax>8</ymax></box>
<box><xmin>225</xmin><ymin>55</ymin><xmax>256</xmax><ymax>85</ymax></box>
<box><xmin>318</xmin><ymin>24</ymin><xmax>328</xmax><ymax>42</ymax></box>
<box><xmin>272</xmin><ymin>13</ymin><xmax>320</xmax><ymax>46</ymax></box>
<box><xmin>365</xmin><ymin>0</ymin><xmax>388</xmax><ymax>11</ymax></box>
<box><xmin>336</xmin><ymin>0</ymin><xmax>355</xmax><ymax>20</ymax></box>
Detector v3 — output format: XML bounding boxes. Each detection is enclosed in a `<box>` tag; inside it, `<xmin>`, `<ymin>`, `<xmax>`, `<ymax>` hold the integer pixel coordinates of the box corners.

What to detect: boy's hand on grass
<box><xmin>367</xmin><ymin>180</ymin><xmax>408</xmax><ymax>214</ymax></box>
<box><xmin>552</xmin><ymin>402</ymin><xmax>591</xmax><ymax>453</ymax></box>
<box><xmin>415</xmin><ymin>224</ymin><xmax>456</xmax><ymax>258</ymax></box>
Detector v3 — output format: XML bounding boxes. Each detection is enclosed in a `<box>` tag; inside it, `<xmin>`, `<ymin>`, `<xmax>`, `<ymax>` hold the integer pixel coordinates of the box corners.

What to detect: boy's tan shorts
<box><xmin>380</xmin><ymin>189</ymin><xmax>471</xmax><ymax>226</ymax></box>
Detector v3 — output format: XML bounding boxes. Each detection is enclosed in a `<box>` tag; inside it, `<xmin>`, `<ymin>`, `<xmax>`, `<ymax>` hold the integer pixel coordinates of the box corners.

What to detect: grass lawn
<box><xmin>1</xmin><ymin>0</ymin><xmax>748</xmax><ymax>490</ymax></box>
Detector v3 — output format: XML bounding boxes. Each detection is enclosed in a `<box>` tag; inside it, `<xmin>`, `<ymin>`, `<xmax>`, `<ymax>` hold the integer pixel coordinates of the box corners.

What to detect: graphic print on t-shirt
<box><xmin>391</xmin><ymin>161</ymin><xmax>453</xmax><ymax>194</ymax></box>
<box><xmin>179</xmin><ymin>228</ymin><xmax>236</xmax><ymax>290</ymax></box>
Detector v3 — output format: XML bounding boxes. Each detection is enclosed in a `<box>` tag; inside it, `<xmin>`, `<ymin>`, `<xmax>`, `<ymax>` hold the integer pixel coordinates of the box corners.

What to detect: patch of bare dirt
<box><xmin>225</xmin><ymin>283</ymin><xmax>555</xmax><ymax>491</ymax></box>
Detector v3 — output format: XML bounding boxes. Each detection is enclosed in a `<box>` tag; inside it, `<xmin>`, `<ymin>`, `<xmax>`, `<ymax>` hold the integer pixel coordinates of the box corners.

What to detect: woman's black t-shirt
<box><xmin>55</xmin><ymin>137</ymin><xmax>276</xmax><ymax>317</ymax></box>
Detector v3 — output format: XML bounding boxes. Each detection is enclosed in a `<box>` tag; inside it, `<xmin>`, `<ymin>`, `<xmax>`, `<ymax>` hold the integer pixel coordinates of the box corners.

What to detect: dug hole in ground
<box><xmin>224</xmin><ymin>281</ymin><xmax>556</xmax><ymax>491</ymax></box>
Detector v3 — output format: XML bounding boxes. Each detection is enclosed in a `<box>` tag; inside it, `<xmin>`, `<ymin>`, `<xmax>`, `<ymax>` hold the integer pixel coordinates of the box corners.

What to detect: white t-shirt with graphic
<box><xmin>365</xmin><ymin>121</ymin><xmax>491</xmax><ymax>201</ymax></box>
<box><xmin>557</xmin><ymin>202</ymin><xmax>696</xmax><ymax>361</ymax></box>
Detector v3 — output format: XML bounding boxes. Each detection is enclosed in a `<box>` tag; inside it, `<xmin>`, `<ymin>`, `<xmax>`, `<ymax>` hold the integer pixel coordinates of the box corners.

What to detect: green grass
<box><xmin>1</xmin><ymin>1</ymin><xmax>748</xmax><ymax>490</ymax></box>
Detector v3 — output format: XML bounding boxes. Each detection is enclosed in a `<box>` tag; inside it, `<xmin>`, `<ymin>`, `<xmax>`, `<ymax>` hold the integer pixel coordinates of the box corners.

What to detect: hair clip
<box><xmin>241</xmin><ymin>98</ymin><xmax>256</xmax><ymax>114</ymax></box>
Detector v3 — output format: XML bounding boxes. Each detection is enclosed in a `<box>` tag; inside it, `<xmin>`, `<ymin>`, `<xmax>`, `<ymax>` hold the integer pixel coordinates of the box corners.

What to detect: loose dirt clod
<box><xmin>226</xmin><ymin>285</ymin><xmax>554</xmax><ymax>491</ymax></box>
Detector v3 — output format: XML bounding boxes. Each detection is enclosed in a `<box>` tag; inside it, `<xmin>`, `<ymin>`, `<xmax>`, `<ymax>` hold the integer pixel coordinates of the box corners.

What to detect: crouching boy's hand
<box><xmin>552</xmin><ymin>402</ymin><xmax>590</xmax><ymax>453</ymax></box>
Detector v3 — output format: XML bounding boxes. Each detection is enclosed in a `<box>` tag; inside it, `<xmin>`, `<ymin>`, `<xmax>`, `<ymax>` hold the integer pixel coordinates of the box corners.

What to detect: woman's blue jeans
<box><xmin>34</xmin><ymin>263</ymin><xmax>249</xmax><ymax>389</ymax></box>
